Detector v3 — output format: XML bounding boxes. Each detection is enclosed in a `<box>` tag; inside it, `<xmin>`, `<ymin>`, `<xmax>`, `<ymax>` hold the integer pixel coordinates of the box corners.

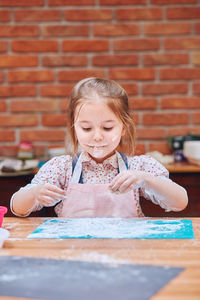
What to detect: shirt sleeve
<box><xmin>10</xmin><ymin>155</ymin><xmax>72</xmax><ymax>217</ymax></box>
<box><xmin>129</xmin><ymin>155</ymin><xmax>173</xmax><ymax>211</ymax></box>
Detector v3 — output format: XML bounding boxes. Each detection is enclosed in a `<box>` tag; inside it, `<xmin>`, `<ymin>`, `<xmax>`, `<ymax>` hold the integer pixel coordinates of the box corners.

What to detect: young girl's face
<box><xmin>74</xmin><ymin>101</ymin><xmax>124</xmax><ymax>163</ymax></box>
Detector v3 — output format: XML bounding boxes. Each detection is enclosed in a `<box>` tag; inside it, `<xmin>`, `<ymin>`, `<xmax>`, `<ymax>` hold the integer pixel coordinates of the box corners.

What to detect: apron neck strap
<box><xmin>70</xmin><ymin>151</ymin><xmax>128</xmax><ymax>184</ymax></box>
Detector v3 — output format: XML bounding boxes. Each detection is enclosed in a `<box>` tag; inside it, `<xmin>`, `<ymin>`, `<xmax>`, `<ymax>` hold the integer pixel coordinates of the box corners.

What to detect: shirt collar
<box><xmin>80</xmin><ymin>151</ymin><xmax>119</xmax><ymax>169</ymax></box>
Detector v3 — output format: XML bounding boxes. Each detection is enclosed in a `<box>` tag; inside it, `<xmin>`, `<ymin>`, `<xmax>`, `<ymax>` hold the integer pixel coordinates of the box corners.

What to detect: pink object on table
<box><xmin>0</xmin><ymin>206</ymin><xmax>7</xmax><ymax>228</ymax></box>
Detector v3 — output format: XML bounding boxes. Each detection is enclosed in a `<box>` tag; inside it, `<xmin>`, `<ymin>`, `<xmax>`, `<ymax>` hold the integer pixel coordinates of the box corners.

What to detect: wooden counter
<box><xmin>164</xmin><ymin>162</ymin><xmax>200</xmax><ymax>173</ymax></box>
<box><xmin>1</xmin><ymin>217</ymin><xmax>200</xmax><ymax>300</ymax></box>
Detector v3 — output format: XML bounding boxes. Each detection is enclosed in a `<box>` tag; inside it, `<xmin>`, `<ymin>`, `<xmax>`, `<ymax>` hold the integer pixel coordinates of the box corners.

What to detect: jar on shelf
<box><xmin>18</xmin><ymin>142</ymin><xmax>33</xmax><ymax>160</ymax></box>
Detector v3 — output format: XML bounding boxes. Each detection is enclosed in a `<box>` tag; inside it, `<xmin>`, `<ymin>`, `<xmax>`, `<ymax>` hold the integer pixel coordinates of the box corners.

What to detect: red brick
<box><xmin>143</xmin><ymin>113</ymin><xmax>189</xmax><ymax>125</ymax></box>
<box><xmin>42</xmin><ymin>25</ymin><xmax>89</xmax><ymax>37</ymax></box>
<box><xmin>0</xmin><ymin>130</ymin><xmax>15</xmax><ymax>141</ymax></box>
<box><xmin>167</xmin><ymin>7</ymin><xmax>200</xmax><ymax>19</ymax></box>
<box><xmin>11</xmin><ymin>100</ymin><xmax>58</xmax><ymax>112</ymax></box>
<box><xmin>144</xmin><ymin>23</ymin><xmax>191</xmax><ymax>35</ymax></box>
<box><xmin>193</xmin><ymin>83</ymin><xmax>200</xmax><ymax>95</ymax></box>
<box><xmin>42</xmin><ymin>55</ymin><xmax>87</xmax><ymax>67</ymax></box>
<box><xmin>0</xmin><ymin>145</ymin><xmax>18</xmax><ymax>157</ymax></box>
<box><xmin>109</xmin><ymin>68</ymin><xmax>155</xmax><ymax>80</ymax></box>
<box><xmin>0</xmin><ymin>55</ymin><xmax>38</xmax><ymax>67</ymax></box>
<box><xmin>149</xmin><ymin>142</ymin><xmax>171</xmax><ymax>155</ymax></box>
<box><xmin>195</xmin><ymin>23</ymin><xmax>200</xmax><ymax>34</ymax></box>
<box><xmin>116</xmin><ymin>8</ymin><xmax>162</xmax><ymax>20</ymax></box>
<box><xmin>0</xmin><ymin>86</ymin><xmax>36</xmax><ymax>97</ymax></box>
<box><xmin>143</xmin><ymin>53</ymin><xmax>189</xmax><ymax>65</ymax></box>
<box><xmin>58</xmin><ymin>69</ymin><xmax>105</xmax><ymax>82</ymax></box>
<box><xmin>193</xmin><ymin>53</ymin><xmax>200</xmax><ymax>65</ymax></box>
<box><xmin>164</xmin><ymin>38</ymin><xmax>200</xmax><ymax>50</ymax></box>
<box><xmin>129</xmin><ymin>98</ymin><xmax>157</xmax><ymax>110</ymax></box>
<box><xmin>20</xmin><ymin>130</ymin><xmax>66</xmax><ymax>142</ymax></box>
<box><xmin>93</xmin><ymin>54</ymin><xmax>138</xmax><ymax>66</ymax></box>
<box><xmin>8</xmin><ymin>70</ymin><xmax>54</xmax><ymax>83</ymax></box>
<box><xmin>0</xmin><ymin>71</ymin><xmax>3</xmax><ymax>82</ymax></box>
<box><xmin>121</xmin><ymin>84</ymin><xmax>138</xmax><ymax>95</ymax></box>
<box><xmin>0</xmin><ymin>25</ymin><xmax>38</xmax><ymax>37</ymax></box>
<box><xmin>63</xmin><ymin>40</ymin><xmax>109</xmax><ymax>52</ymax></box>
<box><xmin>0</xmin><ymin>115</ymin><xmax>38</xmax><ymax>127</ymax></box>
<box><xmin>15</xmin><ymin>10</ymin><xmax>61</xmax><ymax>22</ymax></box>
<box><xmin>0</xmin><ymin>41</ymin><xmax>7</xmax><ymax>52</ymax></box>
<box><xmin>0</xmin><ymin>10</ymin><xmax>10</xmax><ymax>21</ymax></box>
<box><xmin>142</xmin><ymin>83</ymin><xmax>188</xmax><ymax>95</ymax></box>
<box><xmin>49</xmin><ymin>0</ymin><xmax>94</xmax><ymax>5</ymax></box>
<box><xmin>41</xmin><ymin>84</ymin><xmax>74</xmax><ymax>97</ymax></box>
<box><xmin>12</xmin><ymin>40</ymin><xmax>58</xmax><ymax>52</ymax></box>
<box><xmin>0</xmin><ymin>0</ymin><xmax>44</xmax><ymax>6</ymax></box>
<box><xmin>100</xmin><ymin>0</ymin><xmax>145</xmax><ymax>4</ymax></box>
<box><xmin>167</xmin><ymin>127</ymin><xmax>200</xmax><ymax>136</ymax></box>
<box><xmin>161</xmin><ymin>97</ymin><xmax>200</xmax><ymax>109</ymax></box>
<box><xmin>193</xmin><ymin>113</ymin><xmax>200</xmax><ymax>124</ymax></box>
<box><xmin>114</xmin><ymin>38</ymin><xmax>160</xmax><ymax>51</ymax></box>
<box><xmin>151</xmin><ymin>0</ymin><xmax>197</xmax><ymax>4</ymax></box>
<box><xmin>137</xmin><ymin>128</ymin><xmax>165</xmax><ymax>140</ymax></box>
<box><xmin>93</xmin><ymin>24</ymin><xmax>140</xmax><ymax>36</ymax></box>
<box><xmin>0</xmin><ymin>100</ymin><xmax>6</xmax><ymax>112</ymax></box>
<box><xmin>160</xmin><ymin>68</ymin><xmax>200</xmax><ymax>80</ymax></box>
<box><xmin>65</xmin><ymin>9</ymin><xmax>112</xmax><ymax>21</ymax></box>
<box><xmin>42</xmin><ymin>114</ymin><xmax>67</xmax><ymax>126</ymax></box>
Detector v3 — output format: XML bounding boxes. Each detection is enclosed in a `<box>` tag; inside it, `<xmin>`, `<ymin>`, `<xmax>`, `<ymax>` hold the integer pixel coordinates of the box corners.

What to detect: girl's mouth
<box><xmin>86</xmin><ymin>144</ymin><xmax>108</xmax><ymax>158</ymax></box>
<box><xmin>87</xmin><ymin>144</ymin><xmax>108</xmax><ymax>148</ymax></box>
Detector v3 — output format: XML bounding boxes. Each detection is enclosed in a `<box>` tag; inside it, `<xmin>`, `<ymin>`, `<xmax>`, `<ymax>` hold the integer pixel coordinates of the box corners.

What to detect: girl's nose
<box><xmin>93</xmin><ymin>129</ymin><xmax>103</xmax><ymax>141</ymax></box>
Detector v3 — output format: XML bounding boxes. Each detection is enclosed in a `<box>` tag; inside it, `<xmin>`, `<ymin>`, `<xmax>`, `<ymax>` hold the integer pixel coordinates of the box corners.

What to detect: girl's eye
<box><xmin>82</xmin><ymin>127</ymin><xmax>91</xmax><ymax>131</ymax></box>
<box><xmin>103</xmin><ymin>127</ymin><xmax>113</xmax><ymax>131</ymax></box>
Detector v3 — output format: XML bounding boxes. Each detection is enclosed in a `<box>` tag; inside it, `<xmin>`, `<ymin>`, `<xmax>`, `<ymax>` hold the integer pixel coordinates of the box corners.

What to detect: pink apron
<box><xmin>61</xmin><ymin>152</ymin><xmax>138</xmax><ymax>218</ymax></box>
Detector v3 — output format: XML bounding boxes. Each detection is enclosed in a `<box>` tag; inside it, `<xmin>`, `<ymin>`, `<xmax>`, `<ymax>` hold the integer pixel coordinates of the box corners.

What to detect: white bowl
<box><xmin>0</xmin><ymin>228</ymin><xmax>10</xmax><ymax>248</ymax></box>
<box><xmin>183</xmin><ymin>141</ymin><xmax>200</xmax><ymax>165</ymax></box>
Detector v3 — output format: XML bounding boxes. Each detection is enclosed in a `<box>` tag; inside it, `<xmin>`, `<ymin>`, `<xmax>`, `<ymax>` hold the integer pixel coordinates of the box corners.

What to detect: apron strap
<box><xmin>71</xmin><ymin>152</ymin><xmax>128</xmax><ymax>184</ymax></box>
<box><xmin>118</xmin><ymin>152</ymin><xmax>128</xmax><ymax>169</ymax></box>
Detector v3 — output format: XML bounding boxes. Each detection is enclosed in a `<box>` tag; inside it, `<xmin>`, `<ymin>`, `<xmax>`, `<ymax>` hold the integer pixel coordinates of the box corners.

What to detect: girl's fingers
<box><xmin>37</xmin><ymin>183</ymin><xmax>66</xmax><ymax>206</ymax></box>
<box><xmin>43</xmin><ymin>190</ymin><xmax>65</xmax><ymax>201</ymax></box>
<box><xmin>45</xmin><ymin>183</ymin><xmax>65</xmax><ymax>196</ymax></box>
<box><xmin>119</xmin><ymin>178</ymin><xmax>135</xmax><ymax>193</ymax></box>
<box><xmin>110</xmin><ymin>173</ymin><xmax>131</xmax><ymax>192</ymax></box>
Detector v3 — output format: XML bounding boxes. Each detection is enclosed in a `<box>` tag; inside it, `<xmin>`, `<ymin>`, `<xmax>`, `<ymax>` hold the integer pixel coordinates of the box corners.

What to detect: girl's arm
<box><xmin>11</xmin><ymin>155</ymin><xmax>71</xmax><ymax>217</ymax></box>
<box><xmin>109</xmin><ymin>170</ymin><xmax>188</xmax><ymax>212</ymax></box>
<box><xmin>12</xmin><ymin>183</ymin><xmax>66</xmax><ymax>216</ymax></box>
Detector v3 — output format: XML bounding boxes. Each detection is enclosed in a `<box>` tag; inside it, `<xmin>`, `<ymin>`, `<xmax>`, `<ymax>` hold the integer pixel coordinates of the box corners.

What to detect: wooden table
<box><xmin>1</xmin><ymin>217</ymin><xmax>200</xmax><ymax>300</ymax></box>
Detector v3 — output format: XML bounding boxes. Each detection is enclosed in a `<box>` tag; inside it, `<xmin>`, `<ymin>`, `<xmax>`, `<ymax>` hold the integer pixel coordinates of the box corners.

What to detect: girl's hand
<box><xmin>34</xmin><ymin>183</ymin><xmax>66</xmax><ymax>207</ymax></box>
<box><xmin>109</xmin><ymin>170</ymin><xmax>146</xmax><ymax>193</ymax></box>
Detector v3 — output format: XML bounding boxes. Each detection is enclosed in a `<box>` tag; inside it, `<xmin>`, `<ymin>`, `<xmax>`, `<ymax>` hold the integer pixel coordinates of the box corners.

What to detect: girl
<box><xmin>11</xmin><ymin>78</ymin><xmax>188</xmax><ymax>218</ymax></box>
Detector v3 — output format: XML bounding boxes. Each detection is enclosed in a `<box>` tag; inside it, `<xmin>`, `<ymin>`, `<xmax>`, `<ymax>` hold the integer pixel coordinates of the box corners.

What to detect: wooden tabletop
<box><xmin>163</xmin><ymin>162</ymin><xmax>200</xmax><ymax>173</ymax></box>
<box><xmin>1</xmin><ymin>217</ymin><xmax>200</xmax><ymax>300</ymax></box>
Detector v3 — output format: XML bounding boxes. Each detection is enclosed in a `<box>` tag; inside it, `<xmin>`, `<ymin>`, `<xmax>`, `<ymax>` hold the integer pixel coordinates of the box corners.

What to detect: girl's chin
<box><xmin>87</xmin><ymin>150</ymin><xmax>115</xmax><ymax>163</ymax></box>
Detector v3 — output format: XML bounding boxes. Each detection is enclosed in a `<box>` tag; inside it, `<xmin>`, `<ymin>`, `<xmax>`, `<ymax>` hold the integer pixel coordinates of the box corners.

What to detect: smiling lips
<box><xmin>87</xmin><ymin>144</ymin><xmax>108</xmax><ymax>148</ymax></box>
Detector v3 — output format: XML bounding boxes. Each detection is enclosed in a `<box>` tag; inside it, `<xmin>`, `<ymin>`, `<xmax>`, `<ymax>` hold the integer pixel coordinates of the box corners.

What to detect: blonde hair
<box><xmin>66</xmin><ymin>77</ymin><xmax>136</xmax><ymax>156</ymax></box>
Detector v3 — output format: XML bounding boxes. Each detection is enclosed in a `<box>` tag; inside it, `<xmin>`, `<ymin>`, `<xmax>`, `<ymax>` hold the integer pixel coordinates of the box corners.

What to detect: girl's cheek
<box><xmin>111</xmin><ymin>135</ymin><xmax>118</xmax><ymax>142</ymax></box>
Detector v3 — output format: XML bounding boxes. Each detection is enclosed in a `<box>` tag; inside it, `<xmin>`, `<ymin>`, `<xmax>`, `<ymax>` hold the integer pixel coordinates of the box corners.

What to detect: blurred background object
<box><xmin>183</xmin><ymin>141</ymin><xmax>200</xmax><ymax>166</ymax></box>
<box><xmin>167</xmin><ymin>134</ymin><xmax>200</xmax><ymax>162</ymax></box>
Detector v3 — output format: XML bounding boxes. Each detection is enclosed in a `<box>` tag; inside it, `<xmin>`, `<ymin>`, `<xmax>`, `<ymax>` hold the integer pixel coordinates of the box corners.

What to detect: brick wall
<box><xmin>0</xmin><ymin>0</ymin><xmax>200</xmax><ymax>157</ymax></box>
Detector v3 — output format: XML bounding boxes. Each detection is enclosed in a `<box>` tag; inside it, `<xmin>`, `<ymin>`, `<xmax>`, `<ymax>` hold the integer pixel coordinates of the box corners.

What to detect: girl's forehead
<box><xmin>74</xmin><ymin>101</ymin><xmax>119</xmax><ymax>122</ymax></box>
